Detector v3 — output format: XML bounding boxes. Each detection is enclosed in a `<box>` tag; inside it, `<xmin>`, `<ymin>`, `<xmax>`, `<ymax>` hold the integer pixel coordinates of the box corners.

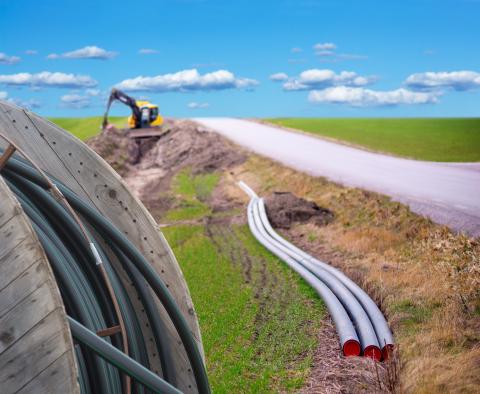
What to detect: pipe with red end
<box><xmin>254</xmin><ymin>196</ymin><xmax>394</xmax><ymax>358</ymax></box>
<box><xmin>246</xmin><ymin>197</ymin><xmax>361</xmax><ymax>357</ymax></box>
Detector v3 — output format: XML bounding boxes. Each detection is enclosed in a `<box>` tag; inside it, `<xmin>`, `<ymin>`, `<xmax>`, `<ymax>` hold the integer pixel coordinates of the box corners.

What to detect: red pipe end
<box><xmin>382</xmin><ymin>344</ymin><xmax>395</xmax><ymax>360</ymax></box>
<box><xmin>343</xmin><ymin>340</ymin><xmax>361</xmax><ymax>357</ymax></box>
<box><xmin>364</xmin><ymin>345</ymin><xmax>382</xmax><ymax>361</ymax></box>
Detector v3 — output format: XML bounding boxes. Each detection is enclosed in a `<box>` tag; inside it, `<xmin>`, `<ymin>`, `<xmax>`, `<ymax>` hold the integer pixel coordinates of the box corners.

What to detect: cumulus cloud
<box><xmin>1</xmin><ymin>91</ymin><xmax>41</xmax><ymax>109</ymax></box>
<box><xmin>60</xmin><ymin>94</ymin><xmax>91</xmax><ymax>108</ymax></box>
<box><xmin>86</xmin><ymin>88</ymin><xmax>100</xmax><ymax>96</ymax></box>
<box><xmin>291</xmin><ymin>47</ymin><xmax>303</xmax><ymax>53</ymax></box>
<box><xmin>139</xmin><ymin>48</ymin><xmax>159</xmax><ymax>55</ymax></box>
<box><xmin>187</xmin><ymin>102</ymin><xmax>209</xmax><ymax>109</ymax></box>
<box><xmin>0</xmin><ymin>72</ymin><xmax>97</xmax><ymax>88</ymax></box>
<box><xmin>0</xmin><ymin>53</ymin><xmax>21</xmax><ymax>65</ymax></box>
<box><xmin>116</xmin><ymin>69</ymin><xmax>259</xmax><ymax>92</ymax></box>
<box><xmin>283</xmin><ymin>69</ymin><xmax>375</xmax><ymax>91</ymax></box>
<box><xmin>313</xmin><ymin>42</ymin><xmax>336</xmax><ymax>52</ymax></box>
<box><xmin>47</xmin><ymin>46</ymin><xmax>117</xmax><ymax>60</ymax></box>
<box><xmin>25</xmin><ymin>50</ymin><xmax>38</xmax><ymax>55</ymax></box>
<box><xmin>9</xmin><ymin>97</ymin><xmax>42</xmax><ymax>109</ymax></box>
<box><xmin>405</xmin><ymin>71</ymin><xmax>480</xmax><ymax>91</ymax></box>
<box><xmin>270</xmin><ymin>72</ymin><xmax>289</xmax><ymax>82</ymax></box>
<box><xmin>308</xmin><ymin>86</ymin><xmax>439</xmax><ymax>106</ymax></box>
<box><xmin>312</xmin><ymin>43</ymin><xmax>366</xmax><ymax>62</ymax></box>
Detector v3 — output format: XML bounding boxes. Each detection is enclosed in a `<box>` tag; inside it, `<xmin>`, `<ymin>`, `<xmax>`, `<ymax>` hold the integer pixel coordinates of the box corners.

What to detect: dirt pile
<box><xmin>87</xmin><ymin>120</ymin><xmax>246</xmax><ymax>213</ymax></box>
<box><xmin>137</xmin><ymin>120</ymin><xmax>246</xmax><ymax>174</ymax></box>
<box><xmin>87</xmin><ymin>126</ymin><xmax>131</xmax><ymax>176</ymax></box>
<box><xmin>265</xmin><ymin>191</ymin><xmax>334</xmax><ymax>229</ymax></box>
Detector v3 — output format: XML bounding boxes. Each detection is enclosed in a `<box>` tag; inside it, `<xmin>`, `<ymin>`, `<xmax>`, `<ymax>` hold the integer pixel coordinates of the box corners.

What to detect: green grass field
<box><xmin>162</xmin><ymin>169</ymin><xmax>324</xmax><ymax>392</ymax></box>
<box><xmin>49</xmin><ymin>116</ymin><xmax>127</xmax><ymax>140</ymax></box>
<box><xmin>266</xmin><ymin>118</ymin><xmax>480</xmax><ymax>162</ymax></box>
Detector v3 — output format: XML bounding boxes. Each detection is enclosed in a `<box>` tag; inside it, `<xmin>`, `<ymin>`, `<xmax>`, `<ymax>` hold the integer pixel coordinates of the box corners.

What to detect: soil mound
<box><xmin>138</xmin><ymin>120</ymin><xmax>246</xmax><ymax>173</ymax></box>
<box><xmin>88</xmin><ymin>119</ymin><xmax>246</xmax><ymax>175</ymax></box>
<box><xmin>87</xmin><ymin>120</ymin><xmax>246</xmax><ymax>215</ymax></box>
<box><xmin>264</xmin><ymin>192</ymin><xmax>334</xmax><ymax>229</ymax></box>
<box><xmin>87</xmin><ymin>126</ymin><xmax>131</xmax><ymax>176</ymax></box>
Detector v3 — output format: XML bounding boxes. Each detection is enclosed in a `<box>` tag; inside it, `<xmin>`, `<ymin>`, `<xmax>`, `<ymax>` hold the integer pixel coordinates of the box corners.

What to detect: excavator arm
<box><xmin>102</xmin><ymin>88</ymin><xmax>142</xmax><ymax>129</ymax></box>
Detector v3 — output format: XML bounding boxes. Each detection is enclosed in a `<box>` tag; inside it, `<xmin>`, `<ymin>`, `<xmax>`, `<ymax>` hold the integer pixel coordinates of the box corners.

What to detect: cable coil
<box><xmin>0</xmin><ymin>152</ymin><xmax>210</xmax><ymax>394</ymax></box>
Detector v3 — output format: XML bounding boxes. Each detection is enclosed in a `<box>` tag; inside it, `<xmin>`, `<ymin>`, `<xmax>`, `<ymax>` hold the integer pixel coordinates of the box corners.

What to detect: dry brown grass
<box><xmin>225</xmin><ymin>155</ymin><xmax>480</xmax><ymax>393</ymax></box>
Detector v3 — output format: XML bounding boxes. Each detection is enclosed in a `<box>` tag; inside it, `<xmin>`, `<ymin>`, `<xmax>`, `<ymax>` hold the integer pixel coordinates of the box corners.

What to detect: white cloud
<box><xmin>47</xmin><ymin>46</ymin><xmax>117</xmax><ymax>60</ymax></box>
<box><xmin>0</xmin><ymin>90</ymin><xmax>41</xmax><ymax>109</ymax></box>
<box><xmin>139</xmin><ymin>48</ymin><xmax>159</xmax><ymax>55</ymax></box>
<box><xmin>312</xmin><ymin>43</ymin><xmax>366</xmax><ymax>62</ymax></box>
<box><xmin>60</xmin><ymin>94</ymin><xmax>91</xmax><ymax>108</ymax></box>
<box><xmin>308</xmin><ymin>86</ymin><xmax>439</xmax><ymax>106</ymax></box>
<box><xmin>0</xmin><ymin>53</ymin><xmax>21</xmax><ymax>65</ymax></box>
<box><xmin>313</xmin><ymin>42</ymin><xmax>337</xmax><ymax>52</ymax></box>
<box><xmin>116</xmin><ymin>69</ymin><xmax>259</xmax><ymax>92</ymax></box>
<box><xmin>187</xmin><ymin>102</ymin><xmax>209</xmax><ymax>109</ymax></box>
<box><xmin>9</xmin><ymin>98</ymin><xmax>41</xmax><ymax>109</ymax></box>
<box><xmin>0</xmin><ymin>72</ymin><xmax>97</xmax><ymax>88</ymax></box>
<box><xmin>25</xmin><ymin>50</ymin><xmax>38</xmax><ymax>55</ymax></box>
<box><xmin>283</xmin><ymin>69</ymin><xmax>375</xmax><ymax>91</ymax></box>
<box><xmin>291</xmin><ymin>47</ymin><xmax>303</xmax><ymax>53</ymax></box>
<box><xmin>269</xmin><ymin>72</ymin><xmax>289</xmax><ymax>82</ymax></box>
<box><xmin>86</xmin><ymin>88</ymin><xmax>100</xmax><ymax>96</ymax></box>
<box><xmin>405</xmin><ymin>71</ymin><xmax>480</xmax><ymax>91</ymax></box>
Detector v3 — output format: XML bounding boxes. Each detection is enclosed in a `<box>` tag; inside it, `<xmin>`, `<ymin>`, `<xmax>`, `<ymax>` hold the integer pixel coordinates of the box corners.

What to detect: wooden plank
<box><xmin>0</xmin><ymin>176</ymin><xmax>79</xmax><ymax>393</ymax></box>
<box><xmin>16</xmin><ymin>352</ymin><xmax>78</xmax><ymax>394</ymax></box>
<box><xmin>0</xmin><ymin>259</ymin><xmax>46</xmax><ymax>318</ymax></box>
<box><xmin>0</xmin><ymin>312</ymin><xmax>70</xmax><ymax>392</ymax></box>
<box><xmin>0</xmin><ymin>282</ymin><xmax>59</xmax><ymax>354</ymax></box>
<box><xmin>0</xmin><ymin>101</ymin><xmax>202</xmax><ymax>391</ymax></box>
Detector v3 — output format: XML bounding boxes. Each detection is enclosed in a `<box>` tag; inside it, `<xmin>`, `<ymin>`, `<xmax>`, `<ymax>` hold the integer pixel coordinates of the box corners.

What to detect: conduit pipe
<box><xmin>256</xmin><ymin>198</ymin><xmax>394</xmax><ymax>358</ymax></box>
<box><xmin>239</xmin><ymin>181</ymin><xmax>393</xmax><ymax>360</ymax></box>
<box><xmin>247</xmin><ymin>197</ymin><xmax>361</xmax><ymax>357</ymax></box>
<box><xmin>254</xmin><ymin>199</ymin><xmax>381</xmax><ymax>359</ymax></box>
<box><xmin>69</xmin><ymin>317</ymin><xmax>181</xmax><ymax>394</ymax></box>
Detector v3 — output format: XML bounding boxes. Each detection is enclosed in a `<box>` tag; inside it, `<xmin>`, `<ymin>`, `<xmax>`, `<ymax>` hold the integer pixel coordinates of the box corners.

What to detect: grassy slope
<box><xmin>49</xmin><ymin>116</ymin><xmax>127</xmax><ymax>140</ymax></box>
<box><xmin>162</xmin><ymin>169</ymin><xmax>324</xmax><ymax>393</ymax></box>
<box><xmin>241</xmin><ymin>155</ymin><xmax>480</xmax><ymax>392</ymax></box>
<box><xmin>266</xmin><ymin>118</ymin><xmax>480</xmax><ymax>162</ymax></box>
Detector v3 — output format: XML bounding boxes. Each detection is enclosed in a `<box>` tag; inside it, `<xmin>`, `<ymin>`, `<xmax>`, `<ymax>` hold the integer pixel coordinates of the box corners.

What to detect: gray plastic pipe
<box><xmin>254</xmin><ymin>199</ymin><xmax>381</xmax><ymax>359</ymax></box>
<box><xmin>69</xmin><ymin>317</ymin><xmax>181</xmax><ymax>394</ymax></box>
<box><xmin>246</xmin><ymin>197</ymin><xmax>361</xmax><ymax>357</ymax></box>
<box><xmin>256</xmin><ymin>197</ymin><xmax>394</xmax><ymax>357</ymax></box>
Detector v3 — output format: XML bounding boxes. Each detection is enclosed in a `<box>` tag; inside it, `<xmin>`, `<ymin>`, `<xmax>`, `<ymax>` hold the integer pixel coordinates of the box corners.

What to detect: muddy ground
<box><xmin>88</xmin><ymin>120</ymin><xmax>393</xmax><ymax>393</ymax></box>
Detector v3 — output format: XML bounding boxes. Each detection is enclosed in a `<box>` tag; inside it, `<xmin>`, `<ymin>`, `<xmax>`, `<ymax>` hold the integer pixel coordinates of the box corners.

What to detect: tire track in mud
<box><xmin>204</xmin><ymin>220</ymin><xmax>285</xmax><ymax>345</ymax></box>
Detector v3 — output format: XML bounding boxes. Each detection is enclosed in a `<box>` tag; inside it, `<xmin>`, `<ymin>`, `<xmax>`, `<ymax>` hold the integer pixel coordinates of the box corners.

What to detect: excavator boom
<box><xmin>102</xmin><ymin>88</ymin><xmax>142</xmax><ymax>129</ymax></box>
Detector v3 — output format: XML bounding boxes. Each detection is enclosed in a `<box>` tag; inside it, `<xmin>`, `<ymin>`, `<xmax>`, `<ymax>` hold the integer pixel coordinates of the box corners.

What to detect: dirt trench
<box><xmin>87</xmin><ymin>120</ymin><xmax>390</xmax><ymax>393</ymax></box>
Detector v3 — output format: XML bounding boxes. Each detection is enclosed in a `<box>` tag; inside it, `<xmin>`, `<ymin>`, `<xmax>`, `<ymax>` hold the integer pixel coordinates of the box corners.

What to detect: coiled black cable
<box><xmin>1</xmin><ymin>153</ymin><xmax>210</xmax><ymax>394</ymax></box>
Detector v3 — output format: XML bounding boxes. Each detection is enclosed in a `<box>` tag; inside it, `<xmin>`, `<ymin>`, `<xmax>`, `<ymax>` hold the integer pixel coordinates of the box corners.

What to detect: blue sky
<box><xmin>0</xmin><ymin>0</ymin><xmax>479</xmax><ymax>118</ymax></box>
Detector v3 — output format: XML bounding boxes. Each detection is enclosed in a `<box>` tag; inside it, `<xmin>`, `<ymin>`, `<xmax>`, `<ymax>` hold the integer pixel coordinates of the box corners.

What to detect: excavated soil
<box><xmin>87</xmin><ymin>120</ymin><xmax>389</xmax><ymax>393</ymax></box>
<box><xmin>88</xmin><ymin>119</ymin><xmax>246</xmax><ymax>216</ymax></box>
<box><xmin>265</xmin><ymin>191</ymin><xmax>334</xmax><ymax>229</ymax></box>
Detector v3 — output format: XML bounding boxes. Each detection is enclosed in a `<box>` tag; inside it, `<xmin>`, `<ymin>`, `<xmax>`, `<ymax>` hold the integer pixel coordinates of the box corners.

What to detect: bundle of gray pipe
<box><xmin>238</xmin><ymin>181</ymin><xmax>394</xmax><ymax>361</ymax></box>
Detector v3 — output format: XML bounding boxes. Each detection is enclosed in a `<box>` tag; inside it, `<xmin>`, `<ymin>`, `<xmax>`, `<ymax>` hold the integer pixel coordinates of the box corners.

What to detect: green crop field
<box><xmin>162</xmin><ymin>169</ymin><xmax>324</xmax><ymax>392</ymax></box>
<box><xmin>266</xmin><ymin>118</ymin><xmax>480</xmax><ymax>162</ymax></box>
<box><xmin>49</xmin><ymin>116</ymin><xmax>128</xmax><ymax>140</ymax></box>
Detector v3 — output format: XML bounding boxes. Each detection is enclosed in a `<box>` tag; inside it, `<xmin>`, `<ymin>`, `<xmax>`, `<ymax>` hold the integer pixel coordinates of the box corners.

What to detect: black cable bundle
<box><xmin>0</xmin><ymin>153</ymin><xmax>210</xmax><ymax>394</ymax></box>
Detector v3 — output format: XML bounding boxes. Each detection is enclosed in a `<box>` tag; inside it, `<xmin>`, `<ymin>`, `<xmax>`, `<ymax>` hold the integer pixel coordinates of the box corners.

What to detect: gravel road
<box><xmin>193</xmin><ymin>118</ymin><xmax>480</xmax><ymax>237</ymax></box>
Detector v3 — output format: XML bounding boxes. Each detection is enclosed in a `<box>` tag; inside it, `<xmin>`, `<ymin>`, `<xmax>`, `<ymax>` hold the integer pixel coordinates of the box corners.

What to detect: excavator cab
<box><xmin>103</xmin><ymin>88</ymin><xmax>163</xmax><ymax>130</ymax></box>
<box><xmin>129</xmin><ymin>100</ymin><xmax>163</xmax><ymax>129</ymax></box>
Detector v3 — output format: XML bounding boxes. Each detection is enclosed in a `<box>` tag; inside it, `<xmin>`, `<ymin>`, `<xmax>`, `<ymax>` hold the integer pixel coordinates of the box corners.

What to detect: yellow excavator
<box><xmin>102</xmin><ymin>88</ymin><xmax>163</xmax><ymax>130</ymax></box>
<box><xmin>102</xmin><ymin>88</ymin><xmax>169</xmax><ymax>164</ymax></box>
